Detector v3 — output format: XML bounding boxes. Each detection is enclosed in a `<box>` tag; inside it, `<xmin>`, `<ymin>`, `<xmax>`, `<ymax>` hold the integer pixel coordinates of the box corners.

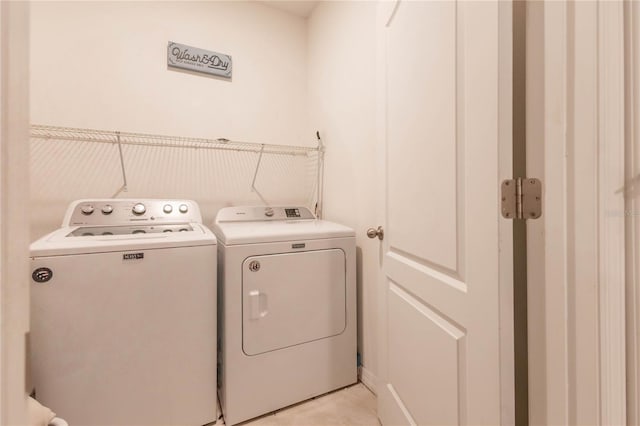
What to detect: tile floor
<box><xmin>219</xmin><ymin>383</ymin><xmax>379</xmax><ymax>426</ymax></box>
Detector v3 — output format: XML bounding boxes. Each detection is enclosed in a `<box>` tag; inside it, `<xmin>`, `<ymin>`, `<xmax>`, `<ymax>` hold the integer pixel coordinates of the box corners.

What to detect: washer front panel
<box><xmin>30</xmin><ymin>244</ymin><xmax>217</xmax><ymax>425</ymax></box>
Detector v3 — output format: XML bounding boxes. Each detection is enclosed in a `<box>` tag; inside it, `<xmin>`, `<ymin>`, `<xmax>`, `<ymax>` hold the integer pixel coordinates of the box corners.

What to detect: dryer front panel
<box><xmin>242</xmin><ymin>249</ymin><xmax>346</xmax><ymax>356</ymax></box>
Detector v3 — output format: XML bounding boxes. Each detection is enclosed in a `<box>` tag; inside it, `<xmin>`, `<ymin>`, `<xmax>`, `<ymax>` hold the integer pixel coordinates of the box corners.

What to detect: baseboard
<box><xmin>358</xmin><ymin>366</ymin><xmax>377</xmax><ymax>395</ymax></box>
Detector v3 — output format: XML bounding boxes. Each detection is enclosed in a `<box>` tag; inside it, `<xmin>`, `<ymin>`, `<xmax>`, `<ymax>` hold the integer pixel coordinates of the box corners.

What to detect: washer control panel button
<box><xmin>68</xmin><ymin>200</ymin><xmax>202</xmax><ymax>226</ymax></box>
<box><xmin>132</xmin><ymin>203</ymin><xmax>146</xmax><ymax>215</ymax></box>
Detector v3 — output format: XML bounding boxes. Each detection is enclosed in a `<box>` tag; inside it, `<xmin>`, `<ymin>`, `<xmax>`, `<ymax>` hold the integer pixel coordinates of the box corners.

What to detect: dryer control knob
<box><xmin>163</xmin><ymin>204</ymin><xmax>173</xmax><ymax>214</ymax></box>
<box><xmin>178</xmin><ymin>204</ymin><xmax>188</xmax><ymax>213</ymax></box>
<box><xmin>132</xmin><ymin>203</ymin><xmax>146</xmax><ymax>215</ymax></box>
<box><xmin>101</xmin><ymin>204</ymin><xmax>113</xmax><ymax>215</ymax></box>
<box><xmin>80</xmin><ymin>204</ymin><xmax>94</xmax><ymax>215</ymax></box>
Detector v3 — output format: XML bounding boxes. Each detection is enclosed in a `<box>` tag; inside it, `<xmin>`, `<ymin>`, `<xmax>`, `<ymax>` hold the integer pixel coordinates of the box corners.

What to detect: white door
<box><xmin>376</xmin><ymin>1</ymin><xmax>514</xmax><ymax>425</ymax></box>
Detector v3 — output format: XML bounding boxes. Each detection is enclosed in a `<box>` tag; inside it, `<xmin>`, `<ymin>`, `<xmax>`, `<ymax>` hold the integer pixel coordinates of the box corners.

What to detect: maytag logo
<box><xmin>123</xmin><ymin>253</ymin><xmax>144</xmax><ymax>260</ymax></box>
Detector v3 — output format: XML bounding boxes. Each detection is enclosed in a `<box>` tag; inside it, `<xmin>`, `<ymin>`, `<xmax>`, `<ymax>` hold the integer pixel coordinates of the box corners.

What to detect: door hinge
<box><xmin>501</xmin><ymin>178</ymin><xmax>542</xmax><ymax>220</ymax></box>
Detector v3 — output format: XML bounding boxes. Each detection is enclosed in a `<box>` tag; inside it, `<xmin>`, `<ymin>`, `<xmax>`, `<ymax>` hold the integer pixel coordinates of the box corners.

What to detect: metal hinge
<box><xmin>501</xmin><ymin>178</ymin><xmax>542</xmax><ymax>219</ymax></box>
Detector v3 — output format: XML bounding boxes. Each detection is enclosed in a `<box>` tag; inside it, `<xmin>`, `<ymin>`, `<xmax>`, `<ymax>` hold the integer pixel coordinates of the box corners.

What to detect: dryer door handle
<box><xmin>248</xmin><ymin>290</ymin><xmax>269</xmax><ymax>319</ymax></box>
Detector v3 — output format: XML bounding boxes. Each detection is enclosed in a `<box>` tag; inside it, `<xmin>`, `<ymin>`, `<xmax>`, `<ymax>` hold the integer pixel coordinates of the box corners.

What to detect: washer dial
<box><xmin>80</xmin><ymin>204</ymin><xmax>94</xmax><ymax>215</ymax></box>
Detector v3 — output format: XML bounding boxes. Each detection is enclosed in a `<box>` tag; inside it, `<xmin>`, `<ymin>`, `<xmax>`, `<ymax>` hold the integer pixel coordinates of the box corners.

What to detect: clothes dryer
<box><xmin>30</xmin><ymin>199</ymin><xmax>217</xmax><ymax>426</ymax></box>
<box><xmin>213</xmin><ymin>206</ymin><xmax>356</xmax><ymax>426</ymax></box>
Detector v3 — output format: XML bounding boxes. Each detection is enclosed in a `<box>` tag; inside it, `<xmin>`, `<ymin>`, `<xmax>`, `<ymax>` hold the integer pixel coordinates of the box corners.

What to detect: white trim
<box><xmin>529</xmin><ymin>2</ymin><xmax>628</xmax><ymax>424</ymax></box>
<box><xmin>541</xmin><ymin>2</ymin><xmax>571</xmax><ymax>423</ymax></box>
<box><xmin>359</xmin><ymin>366</ymin><xmax>377</xmax><ymax>396</ymax></box>
<box><xmin>625</xmin><ymin>2</ymin><xmax>640</xmax><ymax>424</ymax></box>
<box><xmin>597</xmin><ymin>1</ymin><xmax>627</xmax><ymax>425</ymax></box>
<box><xmin>374</xmin><ymin>0</ymin><xmax>390</xmax><ymax>423</ymax></box>
<box><xmin>0</xmin><ymin>1</ymin><xmax>30</xmax><ymax>424</ymax></box>
<box><xmin>524</xmin><ymin>2</ymin><xmax>548</xmax><ymax>423</ymax></box>
<box><xmin>498</xmin><ymin>1</ymin><xmax>515</xmax><ymax>424</ymax></box>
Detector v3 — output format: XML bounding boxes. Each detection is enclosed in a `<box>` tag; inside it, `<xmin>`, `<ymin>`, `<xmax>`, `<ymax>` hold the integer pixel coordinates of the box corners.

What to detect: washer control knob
<box><xmin>80</xmin><ymin>204</ymin><xmax>94</xmax><ymax>215</ymax></box>
<box><xmin>178</xmin><ymin>204</ymin><xmax>188</xmax><ymax>214</ymax></box>
<box><xmin>265</xmin><ymin>208</ymin><xmax>274</xmax><ymax>217</ymax></box>
<box><xmin>101</xmin><ymin>204</ymin><xmax>113</xmax><ymax>215</ymax></box>
<box><xmin>163</xmin><ymin>204</ymin><xmax>173</xmax><ymax>214</ymax></box>
<box><xmin>132</xmin><ymin>203</ymin><xmax>146</xmax><ymax>215</ymax></box>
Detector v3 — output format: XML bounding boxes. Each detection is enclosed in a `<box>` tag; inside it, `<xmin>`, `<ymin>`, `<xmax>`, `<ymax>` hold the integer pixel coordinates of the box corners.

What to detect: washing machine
<box><xmin>30</xmin><ymin>199</ymin><xmax>217</xmax><ymax>426</ymax></box>
<box><xmin>213</xmin><ymin>206</ymin><xmax>357</xmax><ymax>426</ymax></box>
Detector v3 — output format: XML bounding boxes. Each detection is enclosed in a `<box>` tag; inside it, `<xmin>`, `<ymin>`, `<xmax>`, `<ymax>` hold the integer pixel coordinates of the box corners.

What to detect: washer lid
<box><xmin>214</xmin><ymin>206</ymin><xmax>354</xmax><ymax>245</ymax></box>
<box><xmin>30</xmin><ymin>223</ymin><xmax>216</xmax><ymax>257</ymax></box>
<box><xmin>214</xmin><ymin>220</ymin><xmax>354</xmax><ymax>245</ymax></box>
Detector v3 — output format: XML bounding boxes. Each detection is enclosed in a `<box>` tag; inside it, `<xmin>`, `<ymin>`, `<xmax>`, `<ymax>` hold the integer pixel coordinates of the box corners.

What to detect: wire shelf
<box><xmin>30</xmin><ymin>124</ymin><xmax>320</xmax><ymax>157</ymax></box>
<box><xmin>29</xmin><ymin>124</ymin><xmax>325</xmax><ymax>236</ymax></box>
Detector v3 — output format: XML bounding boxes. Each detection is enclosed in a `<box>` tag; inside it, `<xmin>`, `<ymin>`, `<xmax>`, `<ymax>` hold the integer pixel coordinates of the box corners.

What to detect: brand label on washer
<box><xmin>32</xmin><ymin>267</ymin><xmax>53</xmax><ymax>283</ymax></box>
<box><xmin>123</xmin><ymin>253</ymin><xmax>144</xmax><ymax>260</ymax></box>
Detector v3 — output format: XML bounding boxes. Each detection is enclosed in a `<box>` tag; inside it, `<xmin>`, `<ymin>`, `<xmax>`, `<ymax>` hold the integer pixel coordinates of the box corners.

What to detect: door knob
<box><xmin>366</xmin><ymin>226</ymin><xmax>384</xmax><ymax>240</ymax></box>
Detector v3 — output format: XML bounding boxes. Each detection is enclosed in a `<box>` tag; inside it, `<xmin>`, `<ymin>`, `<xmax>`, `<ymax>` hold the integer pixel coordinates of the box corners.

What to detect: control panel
<box><xmin>64</xmin><ymin>199</ymin><xmax>203</xmax><ymax>226</ymax></box>
<box><xmin>215</xmin><ymin>206</ymin><xmax>315</xmax><ymax>223</ymax></box>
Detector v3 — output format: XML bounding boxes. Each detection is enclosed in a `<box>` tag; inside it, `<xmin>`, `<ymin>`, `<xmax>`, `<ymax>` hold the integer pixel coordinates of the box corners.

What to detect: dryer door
<box><xmin>242</xmin><ymin>248</ymin><xmax>346</xmax><ymax>356</ymax></box>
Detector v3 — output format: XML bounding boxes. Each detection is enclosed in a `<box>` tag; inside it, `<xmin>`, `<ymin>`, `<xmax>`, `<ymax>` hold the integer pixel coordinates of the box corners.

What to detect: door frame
<box><xmin>527</xmin><ymin>1</ymin><xmax>627</xmax><ymax>424</ymax></box>
<box><xmin>625</xmin><ymin>1</ymin><xmax>639</xmax><ymax>424</ymax></box>
<box><xmin>0</xmin><ymin>1</ymin><xmax>30</xmax><ymax>424</ymax></box>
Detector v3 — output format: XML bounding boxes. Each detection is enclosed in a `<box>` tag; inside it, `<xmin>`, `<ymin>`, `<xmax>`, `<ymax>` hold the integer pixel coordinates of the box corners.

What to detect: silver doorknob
<box><xmin>366</xmin><ymin>226</ymin><xmax>384</xmax><ymax>240</ymax></box>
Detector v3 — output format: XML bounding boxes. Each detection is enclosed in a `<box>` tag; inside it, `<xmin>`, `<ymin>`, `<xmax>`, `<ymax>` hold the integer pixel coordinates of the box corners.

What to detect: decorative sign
<box><xmin>167</xmin><ymin>41</ymin><xmax>232</xmax><ymax>78</ymax></box>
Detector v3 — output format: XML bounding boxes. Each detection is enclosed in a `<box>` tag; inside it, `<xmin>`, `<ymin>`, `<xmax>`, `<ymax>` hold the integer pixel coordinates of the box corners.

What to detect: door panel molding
<box><xmin>388</xmin><ymin>282</ymin><xmax>467</xmax><ymax>425</ymax></box>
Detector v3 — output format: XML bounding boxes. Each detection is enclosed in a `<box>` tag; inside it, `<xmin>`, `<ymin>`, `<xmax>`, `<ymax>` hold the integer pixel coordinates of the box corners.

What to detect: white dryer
<box><xmin>30</xmin><ymin>199</ymin><xmax>217</xmax><ymax>426</ymax></box>
<box><xmin>213</xmin><ymin>206</ymin><xmax>357</xmax><ymax>426</ymax></box>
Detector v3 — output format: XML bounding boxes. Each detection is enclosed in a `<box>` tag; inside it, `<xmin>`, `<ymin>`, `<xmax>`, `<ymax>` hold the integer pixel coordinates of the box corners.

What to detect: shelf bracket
<box><xmin>111</xmin><ymin>131</ymin><xmax>129</xmax><ymax>198</ymax></box>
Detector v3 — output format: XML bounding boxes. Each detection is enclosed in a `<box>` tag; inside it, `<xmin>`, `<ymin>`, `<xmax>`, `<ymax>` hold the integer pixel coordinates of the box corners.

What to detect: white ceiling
<box><xmin>259</xmin><ymin>1</ymin><xmax>319</xmax><ymax>18</ymax></box>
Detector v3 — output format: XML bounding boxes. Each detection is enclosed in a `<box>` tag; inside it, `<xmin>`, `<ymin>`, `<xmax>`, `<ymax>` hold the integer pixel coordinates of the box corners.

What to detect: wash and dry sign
<box><xmin>167</xmin><ymin>41</ymin><xmax>232</xmax><ymax>78</ymax></box>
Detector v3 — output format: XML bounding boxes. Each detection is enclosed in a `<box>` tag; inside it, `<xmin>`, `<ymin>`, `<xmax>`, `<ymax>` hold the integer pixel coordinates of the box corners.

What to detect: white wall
<box><xmin>30</xmin><ymin>1</ymin><xmax>312</xmax><ymax>237</ymax></box>
<box><xmin>0</xmin><ymin>1</ymin><xmax>30</xmax><ymax>423</ymax></box>
<box><xmin>307</xmin><ymin>1</ymin><xmax>378</xmax><ymax>386</ymax></box>
<box><xmin>31</xmin><ymin>1</ymin><xmax>307</xmax><ymax>144</ymax></box>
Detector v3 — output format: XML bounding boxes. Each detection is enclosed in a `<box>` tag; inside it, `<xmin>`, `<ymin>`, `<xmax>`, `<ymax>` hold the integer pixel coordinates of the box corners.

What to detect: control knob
<box><xmin>132</xmin><ymin>203</ymin><xmax>146</xmax><ymax>215</ymax></box>
<box><xmin>101</xmin><ymin>204</ymin><xmax>113</xmax><ymax>215</ymax></box>
<box><xmin>163</xmin><ymin>204</ymin><xmax>173</xmax><ymax>214</ymax></box>
<box><xmin>178</xmin><ymin>204</ymin><xmax>188</xmax><ymax>213</ymax></box>
<box><xmin>80</xmin><ymin>204</ymin><xmax>94</xmax><ymax>215</ymax></box>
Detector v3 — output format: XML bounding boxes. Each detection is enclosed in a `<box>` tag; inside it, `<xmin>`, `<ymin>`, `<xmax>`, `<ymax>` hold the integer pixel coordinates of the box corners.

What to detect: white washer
<box><xmin>213</xmin><ymin>206</ymin><xmax>357</xmax><ymax>426</ymax></box>
<box><xmin>30</xmin><ymin>199</ymin><xmax>217</xmax><ymax>426</ymax></box>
